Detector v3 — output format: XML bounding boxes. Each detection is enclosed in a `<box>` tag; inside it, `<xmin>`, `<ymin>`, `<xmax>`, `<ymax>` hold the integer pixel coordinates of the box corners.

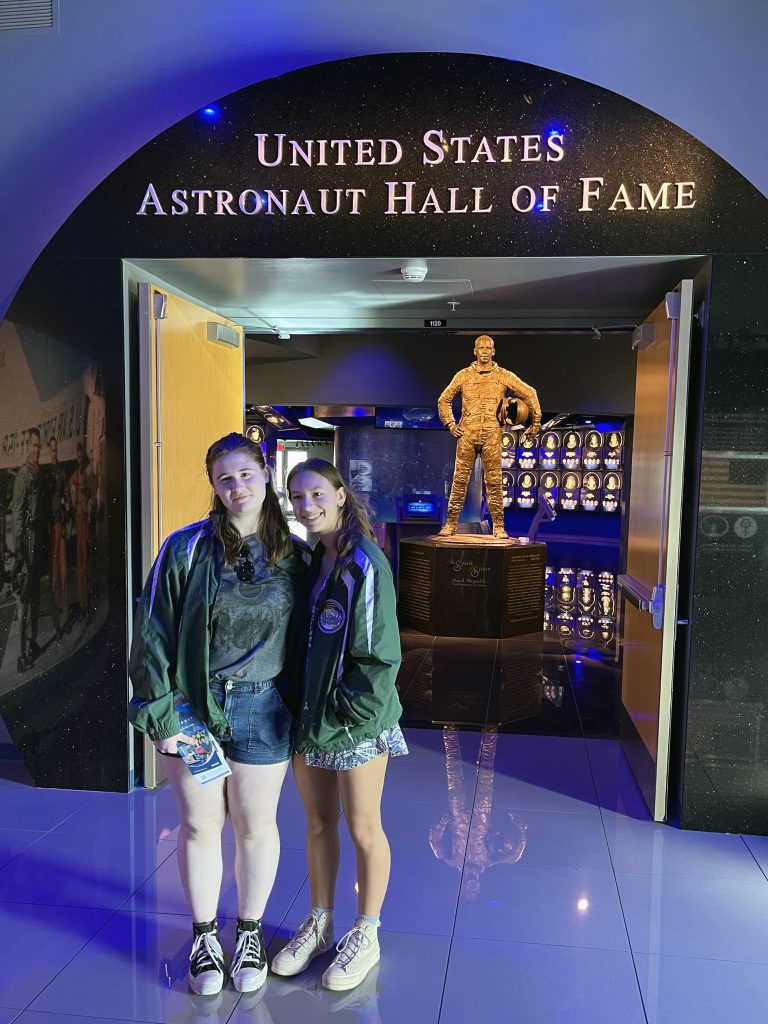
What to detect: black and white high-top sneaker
<box><xmin>188</xmin><ymin>921</ymin><xmax>225</xmax><ymax>995</ymax></box>
<box><xmin>230</xmin><ymin>918</ymin><xmax>267</xmax><ymax>993</ymax></box>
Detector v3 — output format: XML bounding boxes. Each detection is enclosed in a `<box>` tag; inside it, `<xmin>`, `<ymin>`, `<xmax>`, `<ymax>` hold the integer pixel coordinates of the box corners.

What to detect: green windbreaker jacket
<box><xmin>128</xmin><ymin>516</ymin><xmax>310</xmax><ymax>742</ymax></box>
<box><xmin>294</xmin><ymin>536</ymin><xmax>403</xmax><ymax>754</ymax></box>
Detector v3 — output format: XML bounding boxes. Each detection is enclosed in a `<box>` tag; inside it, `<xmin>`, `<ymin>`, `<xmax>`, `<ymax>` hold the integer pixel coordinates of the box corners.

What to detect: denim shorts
<box><xmin>209</xmin><ymin>678</ymin><xmax>292</xmax><ymax>766</ymax></box>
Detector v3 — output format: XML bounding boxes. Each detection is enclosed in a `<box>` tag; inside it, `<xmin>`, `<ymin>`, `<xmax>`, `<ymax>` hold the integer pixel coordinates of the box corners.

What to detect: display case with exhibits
<box><xmin>500</xmin><ymin>418</ymin><xmax>626</xmax><ymax>514</ymax></box>
<box><xmin>335</xmin><ymin>423</ymin><xmax>459</xmax><ymax>524</ymax></box>
<box><xmin>544</xmin><ymin>562</ymin><xmax>618</xmax><ymax>648</ymax></box>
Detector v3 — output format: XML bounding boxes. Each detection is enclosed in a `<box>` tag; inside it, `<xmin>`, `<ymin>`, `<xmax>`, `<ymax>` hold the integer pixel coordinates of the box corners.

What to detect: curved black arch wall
<box><xmin>42</xmin><ymin>54</ymin><xmax>768</xmax><ymax>260</ymax></box>
<box><xmin>0</xmin><ymin>54</ymin><xmax>766</xmax><ymax>825</ymax></box>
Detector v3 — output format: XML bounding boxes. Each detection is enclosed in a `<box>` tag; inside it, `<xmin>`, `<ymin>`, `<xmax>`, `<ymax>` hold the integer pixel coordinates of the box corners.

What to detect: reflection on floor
<box><xmin>1</xmin><ymin>721</ymin><xmax>768</xmax><ymax>1023</ymax></box>
<box><xmin>398</xmin><ymin>628</ymin><xmax>621</xmax><ymax>739</ymax></box>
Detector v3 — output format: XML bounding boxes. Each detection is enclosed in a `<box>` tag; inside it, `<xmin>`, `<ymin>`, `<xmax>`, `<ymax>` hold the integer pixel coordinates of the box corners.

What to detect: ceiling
<box><xmin>132</xmin><ymin>255</ymin><xmax>706</xmax><ymax>341</ymax></box>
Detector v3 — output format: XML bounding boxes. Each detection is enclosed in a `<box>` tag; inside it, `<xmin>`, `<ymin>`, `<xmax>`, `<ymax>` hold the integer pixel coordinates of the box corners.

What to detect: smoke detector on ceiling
<box><xmin>400</xmin><ymin>260</ymin><xmax>428</xmax><ymax>283</ymax></box>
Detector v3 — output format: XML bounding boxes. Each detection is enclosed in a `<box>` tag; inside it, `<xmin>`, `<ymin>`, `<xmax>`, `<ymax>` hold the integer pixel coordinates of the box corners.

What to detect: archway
<box><xmin>1</xmin><ymin>55</ymin><xmax>765</xmax><ymax>832</ymax></box>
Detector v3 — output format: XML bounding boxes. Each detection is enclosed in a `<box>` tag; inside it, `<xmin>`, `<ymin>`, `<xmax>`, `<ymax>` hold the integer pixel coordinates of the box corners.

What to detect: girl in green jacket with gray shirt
<box><xmin>129</xmin><ymin>433</ymin><xmax>308</xmax><ymax>997</ymax></box>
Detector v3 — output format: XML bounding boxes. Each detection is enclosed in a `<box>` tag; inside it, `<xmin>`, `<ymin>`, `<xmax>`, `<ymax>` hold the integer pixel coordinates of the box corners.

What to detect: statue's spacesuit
<box><xmin>437</xmin><ymin>335</ymin><xmax>541</xmax><ymax>538</ymax></box>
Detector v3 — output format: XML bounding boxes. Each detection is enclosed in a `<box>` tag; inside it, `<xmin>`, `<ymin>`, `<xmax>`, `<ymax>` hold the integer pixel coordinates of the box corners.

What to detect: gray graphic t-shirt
<box><xmin>209</xmin><ymin>534</ymin><xmax>293</xmax><ymax>681</ymax></box>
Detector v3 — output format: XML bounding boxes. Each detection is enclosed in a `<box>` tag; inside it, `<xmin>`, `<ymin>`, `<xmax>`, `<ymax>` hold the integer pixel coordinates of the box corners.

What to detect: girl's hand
<box><xmin>152</xmin><ymin>733</ymin><xmax>196</xmax><ymax>755</ymax></box>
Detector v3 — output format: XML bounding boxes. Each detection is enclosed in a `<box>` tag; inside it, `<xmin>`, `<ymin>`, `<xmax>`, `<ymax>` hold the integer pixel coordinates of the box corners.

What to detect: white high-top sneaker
<box><xmin>271</xmin><ymin>911</ymin><xmax>335</xmax><ymax>977</ymax></box>
<box><xmin>321</xmin><ymin>924</ymin><xmax>380</xmax><ymax>991</ymax></box>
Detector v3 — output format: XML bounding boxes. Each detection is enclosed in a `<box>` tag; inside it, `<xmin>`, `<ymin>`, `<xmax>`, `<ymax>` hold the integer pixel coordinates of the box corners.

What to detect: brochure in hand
<box><xmin>173</xmin><ymin>692</ymin><xmax>231</xmax><ymax>786</ymax></box>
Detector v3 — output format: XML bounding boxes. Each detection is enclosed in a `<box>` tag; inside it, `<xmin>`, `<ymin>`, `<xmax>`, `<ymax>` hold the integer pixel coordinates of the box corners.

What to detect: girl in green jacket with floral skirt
<box><xmin>271</xmin><ymin>458</ymin><xmax>407</xmax><ymax>991</ymax></box>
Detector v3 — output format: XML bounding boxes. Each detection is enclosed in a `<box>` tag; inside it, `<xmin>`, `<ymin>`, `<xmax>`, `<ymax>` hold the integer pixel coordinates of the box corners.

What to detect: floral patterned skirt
<box><xmin>303</xmin><ymin>724</ymin><xmax>409</xmax><ymax>771</ymax></box>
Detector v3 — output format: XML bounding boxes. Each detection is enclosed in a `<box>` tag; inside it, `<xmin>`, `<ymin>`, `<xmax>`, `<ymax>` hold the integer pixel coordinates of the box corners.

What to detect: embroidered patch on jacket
<box><xmin>318</xmin><ymin>599</ymin><xmax>346</xmax><ymax>634</ymax></box>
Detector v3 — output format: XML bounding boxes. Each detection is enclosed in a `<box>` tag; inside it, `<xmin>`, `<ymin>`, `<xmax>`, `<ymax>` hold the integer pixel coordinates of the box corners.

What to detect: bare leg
<box><xmin>226</xmin><ymin>758</ymin><xmax>290</xmax><ymax>919</ymax></box>
<box><xmin>292</xmin><ymin>755</ymin><xmax>341</xmax><ymax>909</ymax></box>
<box><xmin>338</xmin><ymin>754</ymin><xmax>390</xmax><ymax>918</ymax></box>
<box><xmin>165</xmin><ymin>755</ymin><xmax>227</xmax><ymax>922</ymax></box>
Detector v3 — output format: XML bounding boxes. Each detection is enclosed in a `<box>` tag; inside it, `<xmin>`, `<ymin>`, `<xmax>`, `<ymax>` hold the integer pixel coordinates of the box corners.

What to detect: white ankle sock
<box><xmin>355</xmin><ymin>913</ymin><xmax>380</xmax><ymax>928</ymax></box>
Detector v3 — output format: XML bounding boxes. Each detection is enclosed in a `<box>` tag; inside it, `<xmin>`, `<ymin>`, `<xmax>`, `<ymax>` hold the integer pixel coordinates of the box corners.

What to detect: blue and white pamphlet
<box><xmin>173</xmin><ymin>692</ymin><xmax>231</xmax><ymax>786</ymax></box>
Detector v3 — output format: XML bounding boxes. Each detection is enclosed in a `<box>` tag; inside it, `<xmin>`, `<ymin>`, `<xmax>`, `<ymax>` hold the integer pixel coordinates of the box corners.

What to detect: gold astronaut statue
<box><xmin>437</xmin><ymin>334</ymin><xmax>541</xmax><ymax>539</ymax></box>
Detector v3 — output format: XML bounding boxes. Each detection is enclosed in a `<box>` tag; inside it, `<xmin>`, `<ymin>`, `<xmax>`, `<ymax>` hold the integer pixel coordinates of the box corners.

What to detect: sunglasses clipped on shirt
<box><xmin>235</xmin><ymin>545</ymin><xmax>255</xmax><ymax>583</ymax></box>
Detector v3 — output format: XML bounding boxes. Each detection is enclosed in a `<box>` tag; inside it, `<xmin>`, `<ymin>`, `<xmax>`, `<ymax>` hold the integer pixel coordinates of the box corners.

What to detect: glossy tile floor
<box><xmin>1</xmin><ymin>722</ymin><xmax>768</xmax><ymax>1023</ymax></box>
<box><xmin>398</xmin><ymin>628</ymin><xmax>622</xmax><ymax>738</ymax></box>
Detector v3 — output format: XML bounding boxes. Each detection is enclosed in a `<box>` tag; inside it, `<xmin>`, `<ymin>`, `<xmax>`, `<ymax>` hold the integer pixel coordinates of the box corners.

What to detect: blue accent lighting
<box><xmin>595</xmin><ymin>421</ymin><xmax>622</xmax><ymax>433</ymax></box>
<box><xmin>200</xmin><ymin>104</ymin><xmax>221</xmax><ymax>121</ymax></box>
<box><xmin>353</xmin><ymin>406</ymin><xmax>367</xmax><ymax>417</ymax></box>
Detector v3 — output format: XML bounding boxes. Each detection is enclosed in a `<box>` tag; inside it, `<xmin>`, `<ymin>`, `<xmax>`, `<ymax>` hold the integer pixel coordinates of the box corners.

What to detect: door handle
<box><xmin>618</xmin><ymin>574</ymin><xmax>652</xmax><ymax>611</ymax></box>
<box><xmin>618</xmin><ymin>576</ymin><xmax>665</xmax><ymax>630</ymax></box>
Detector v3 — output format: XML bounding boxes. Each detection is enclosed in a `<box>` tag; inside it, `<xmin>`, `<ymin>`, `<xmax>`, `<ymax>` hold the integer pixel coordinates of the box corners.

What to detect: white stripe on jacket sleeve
<box><xmin>353</xmin><ymin>547</ymin><xmax>375</xmax><ymax>654</ymax></box>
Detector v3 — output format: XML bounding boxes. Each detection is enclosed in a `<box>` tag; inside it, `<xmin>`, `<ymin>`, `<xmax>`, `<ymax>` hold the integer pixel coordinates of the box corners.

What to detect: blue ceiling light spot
<box><xmin>200</xmin><ymin>104</ymin><xmax>221</xmax><ymax>121</ymax></box>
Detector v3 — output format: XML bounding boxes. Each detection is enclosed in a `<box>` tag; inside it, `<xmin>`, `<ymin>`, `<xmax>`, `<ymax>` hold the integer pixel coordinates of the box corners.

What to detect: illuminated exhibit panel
<box><xmin>502</xmin><ymin>425</ymin><xmax>625</xmax><ymax>514</ymax></box>
<box><xmin>500</xmin><ymin>417</ymin><xmax>625</xmax><ymax>648</ymax></box>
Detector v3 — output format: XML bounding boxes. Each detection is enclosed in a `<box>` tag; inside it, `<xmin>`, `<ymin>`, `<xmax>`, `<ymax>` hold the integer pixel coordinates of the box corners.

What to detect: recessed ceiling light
<box><xmin>299</xmin><ymin>417</ymin><xmax>335</xmax><ymax>430</ymax></box>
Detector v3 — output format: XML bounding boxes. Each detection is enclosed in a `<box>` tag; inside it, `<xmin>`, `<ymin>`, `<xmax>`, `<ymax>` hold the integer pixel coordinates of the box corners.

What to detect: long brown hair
<box><xmin>205</xmin><ymin>432</ymin><xmax>292</xmax><ymax>564</ymax></box>
<box><xmin>286</xmin><ymin>458</ymin><xmax>374</xmax><ymax>578</ymax></box>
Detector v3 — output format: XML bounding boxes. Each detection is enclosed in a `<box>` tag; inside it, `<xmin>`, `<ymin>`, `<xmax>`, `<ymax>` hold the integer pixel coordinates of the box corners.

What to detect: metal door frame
<box><xmin>654</xmin><ymin>280</ymin><xmax>694</xmax><ymax>820</ymax></box>
<box><xmin>618</xmin><ymin>280</ymin><xmax>694</xmax><ymax>820</ymax></box>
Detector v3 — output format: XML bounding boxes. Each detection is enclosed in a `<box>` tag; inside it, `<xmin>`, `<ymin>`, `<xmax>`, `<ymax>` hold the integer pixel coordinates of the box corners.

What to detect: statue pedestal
<box><xmin>398</xmin><ymin>536</ymin><xmax>546</xmax><ymax>638</ymax></box>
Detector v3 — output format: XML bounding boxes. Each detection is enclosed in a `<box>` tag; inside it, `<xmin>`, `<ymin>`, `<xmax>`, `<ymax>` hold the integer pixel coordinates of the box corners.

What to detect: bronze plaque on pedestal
<box><xmin>399</xmin><ymin>538</ymin><xmax>546</xmax><ymax>638</ymax></box>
